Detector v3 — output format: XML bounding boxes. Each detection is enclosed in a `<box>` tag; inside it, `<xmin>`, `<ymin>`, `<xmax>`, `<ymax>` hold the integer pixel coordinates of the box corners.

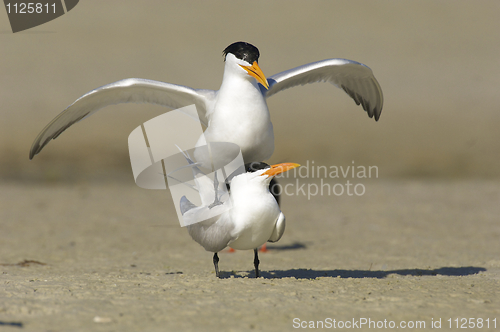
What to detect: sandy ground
<box><xmin>1</xmin><ymin>179</ymin><xmax>499</xmax><ymax>331</ymax></box>
<box><xmin>1</xmin><ymin>1</ymin><xmax>500</xmax><ymax>331</ymax></box>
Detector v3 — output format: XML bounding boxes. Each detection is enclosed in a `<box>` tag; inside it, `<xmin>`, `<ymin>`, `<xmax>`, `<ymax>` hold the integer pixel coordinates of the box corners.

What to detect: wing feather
<box><xmin>29</xmin><ymin>78</ymin><xmax>216</xmax><ymax>159</ymax></box>
<box><xmin>264</xmin><ymin>59</ymin><xmax>383</xmax><ymax>121</ymax></box>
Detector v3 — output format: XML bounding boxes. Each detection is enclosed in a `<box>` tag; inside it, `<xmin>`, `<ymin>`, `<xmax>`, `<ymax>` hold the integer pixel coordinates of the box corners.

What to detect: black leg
<box><xmin>254</xmin><ymin>249</ymin><xmax>260</xmax><ymax>278</ymax></box>
<box><xmin>213</xmin><ymin>252</ymin><xmax>220</xmax><ymax>278</ymax></box>
<box><xmin>209</xmin><ymin>172</ymin><xmax>223</xmax><ymax>209</ymax></box>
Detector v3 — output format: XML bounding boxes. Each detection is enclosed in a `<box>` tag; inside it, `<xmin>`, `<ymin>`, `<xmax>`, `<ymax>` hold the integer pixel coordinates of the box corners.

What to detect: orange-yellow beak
<box><xmin>262</xmin><ymin>163</ymin><xmax>300</xmax><ymax>177</ymax></box>
<box><xmin>239</xmin><ymin>61</ymin><xmax>269</xmax><ymax>90</ymax></box>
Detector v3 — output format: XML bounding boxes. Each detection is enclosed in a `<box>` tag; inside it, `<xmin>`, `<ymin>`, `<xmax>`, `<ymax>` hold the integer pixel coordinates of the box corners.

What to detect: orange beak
<box><xmin>262</xmin><ymin>163</ymin><xmax>300</xmax><ymax>177</ymax></box>
<box><xmin>239</xmin><ymin>61</ymin><xmax>269</xmax><ymax>89</ymax></box>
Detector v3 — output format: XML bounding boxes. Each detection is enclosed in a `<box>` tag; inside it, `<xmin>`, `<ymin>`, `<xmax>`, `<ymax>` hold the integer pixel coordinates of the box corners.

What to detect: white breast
<box><xmin>201</xmin><ymin>62</ymin><xmax>275</xmax><ymax>163</ymax></box>
<box><xmin>227</xmin><ymin>177</ymin><xmax>281</xmax><ymax>250</ymax></box>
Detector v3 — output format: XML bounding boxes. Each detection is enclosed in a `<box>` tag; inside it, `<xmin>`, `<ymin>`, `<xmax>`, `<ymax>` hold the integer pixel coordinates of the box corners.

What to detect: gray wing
<box><xmin>29</xmin><ymin>78</ymin><xmax>216</xmax><ymax>159</ymax></box>
<box><xmin>268</xmin><ymin>212</ymin><xmax>285</xmax><ymax>243</ymax></box>
<box><xmin>263</xmin><ymin>59</ymin><xmax>383</xmax><ymax>121</ymax></box>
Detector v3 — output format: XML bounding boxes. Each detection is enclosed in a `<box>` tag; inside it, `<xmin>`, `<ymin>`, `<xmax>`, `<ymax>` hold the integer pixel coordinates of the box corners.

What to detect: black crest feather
<box><xmin>223</xmin><ymin>42</ymin><xmax>260</xmax><ymax>63</ymax></box>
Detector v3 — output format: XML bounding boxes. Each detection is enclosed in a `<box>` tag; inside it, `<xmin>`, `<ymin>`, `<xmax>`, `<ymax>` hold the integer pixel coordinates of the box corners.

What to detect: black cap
<box><xmin>223</xmin><ymin>42</ymin><xmax>260</xmax><ymax>64</ymax></box>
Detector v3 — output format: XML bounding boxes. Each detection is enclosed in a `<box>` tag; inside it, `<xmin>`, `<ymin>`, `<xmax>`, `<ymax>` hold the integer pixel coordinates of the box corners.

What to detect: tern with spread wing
<box><xmin>29</xmin><ymin>41</ymin><xmax>383</xmax><ymax>162</ymax></box>
<box><xmin>178</xmin><ymin>153</ymin><xmax>300</xmax><ymax>278</ymax></box>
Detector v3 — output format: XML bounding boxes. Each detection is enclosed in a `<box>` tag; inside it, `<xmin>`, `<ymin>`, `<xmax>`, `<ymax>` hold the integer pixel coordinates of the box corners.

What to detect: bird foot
<box><xmin>208</xmin><ymin>199</ymin><xmax>224</xmax><ymax>209</ymax></box>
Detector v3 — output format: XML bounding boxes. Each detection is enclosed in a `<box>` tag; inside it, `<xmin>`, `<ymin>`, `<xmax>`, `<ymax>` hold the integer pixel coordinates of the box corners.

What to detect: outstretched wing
<box><xmin>263</xmin><ymin>59</ymin><xmax>383</xmax><ymax>121</ymax></box>
<box><xmin>29</xmin><ymin>78</ymin><xmax>216</xmax><ymax>159</ymax></box>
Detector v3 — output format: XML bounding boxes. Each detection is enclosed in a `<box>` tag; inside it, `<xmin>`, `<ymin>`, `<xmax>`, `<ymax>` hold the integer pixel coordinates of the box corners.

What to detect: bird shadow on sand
<box><xmin>264</xmin><ymin>242</ymin><xmax>307</xmax><ymax>251</ymax></box>
<box><xmin>222</xmin><ymin>266</ymin><xmax>486</xmax><ymax>280</ymax></box>
<box><xmin>0</xmin><ymin>321</ymin><xmax>23</xmax><ymax>328</ymax></box>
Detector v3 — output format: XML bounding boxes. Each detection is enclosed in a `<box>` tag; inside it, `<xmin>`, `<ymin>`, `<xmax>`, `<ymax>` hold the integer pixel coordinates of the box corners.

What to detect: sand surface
<box><xmin>1</xmin><ymin>180</ymin><xmax>499</xmax><ymax>331</ymax></box>
<box><xmin>1</xmin><ymin>0</ymin><xmax>500</xmax><ymax>180</ymax></box>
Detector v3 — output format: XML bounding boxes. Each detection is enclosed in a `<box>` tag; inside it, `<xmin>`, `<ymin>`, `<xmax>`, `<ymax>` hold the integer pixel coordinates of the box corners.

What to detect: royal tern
<box><xmin>227</xmin><ymin>161</ymin><xmax>281</xmax><ymax>253</ymax></box>
<box><xmin>180</xmin><ymin>157</ymin><xmax>300</xmax><ymax>278</ymax></box>
<box><xmin>29</xmin><ymin>41</ymin><xmax>383</xmax><ymax>163</ymax></box>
